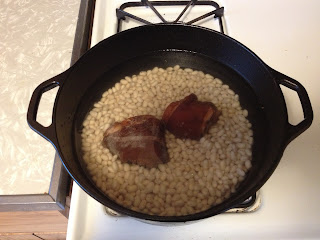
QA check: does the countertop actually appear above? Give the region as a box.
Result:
[0,0,79,195]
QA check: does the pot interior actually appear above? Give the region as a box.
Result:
[72,50,266,219]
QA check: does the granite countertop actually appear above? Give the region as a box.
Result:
[0,0,80,196]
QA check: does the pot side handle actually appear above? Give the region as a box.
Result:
[272,69,313,146]
[27,69,70,146]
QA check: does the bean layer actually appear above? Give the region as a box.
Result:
[81,66,253,216]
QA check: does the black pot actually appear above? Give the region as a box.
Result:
[27,24,313,222]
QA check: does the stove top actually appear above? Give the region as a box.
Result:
[67,0,320,239]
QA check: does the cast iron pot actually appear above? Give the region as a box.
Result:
[27,24,313,222]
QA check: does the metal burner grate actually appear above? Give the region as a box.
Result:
[116,0,225,33]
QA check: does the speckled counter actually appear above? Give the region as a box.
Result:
[0,0,80,195]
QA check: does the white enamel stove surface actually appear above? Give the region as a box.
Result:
[67,0,320,239]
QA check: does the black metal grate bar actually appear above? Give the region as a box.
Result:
[142,0,168,22]
[116,9,152,25]
[173,0,194,23]
[186,7,224,24]
[116,0,225,33]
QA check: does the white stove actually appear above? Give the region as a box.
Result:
[67,0,320,239]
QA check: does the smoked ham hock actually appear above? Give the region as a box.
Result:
[162,94,221,140]
[103,115,169,168]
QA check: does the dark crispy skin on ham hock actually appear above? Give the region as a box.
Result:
[162,94,221,140]
[102,115,169,168]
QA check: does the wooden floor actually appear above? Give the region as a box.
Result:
[0,210,68,240]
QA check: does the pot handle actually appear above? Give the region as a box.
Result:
[272,70,313,145]
[27,69,70,146]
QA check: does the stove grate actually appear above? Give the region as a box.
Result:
[116,0,224,33]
